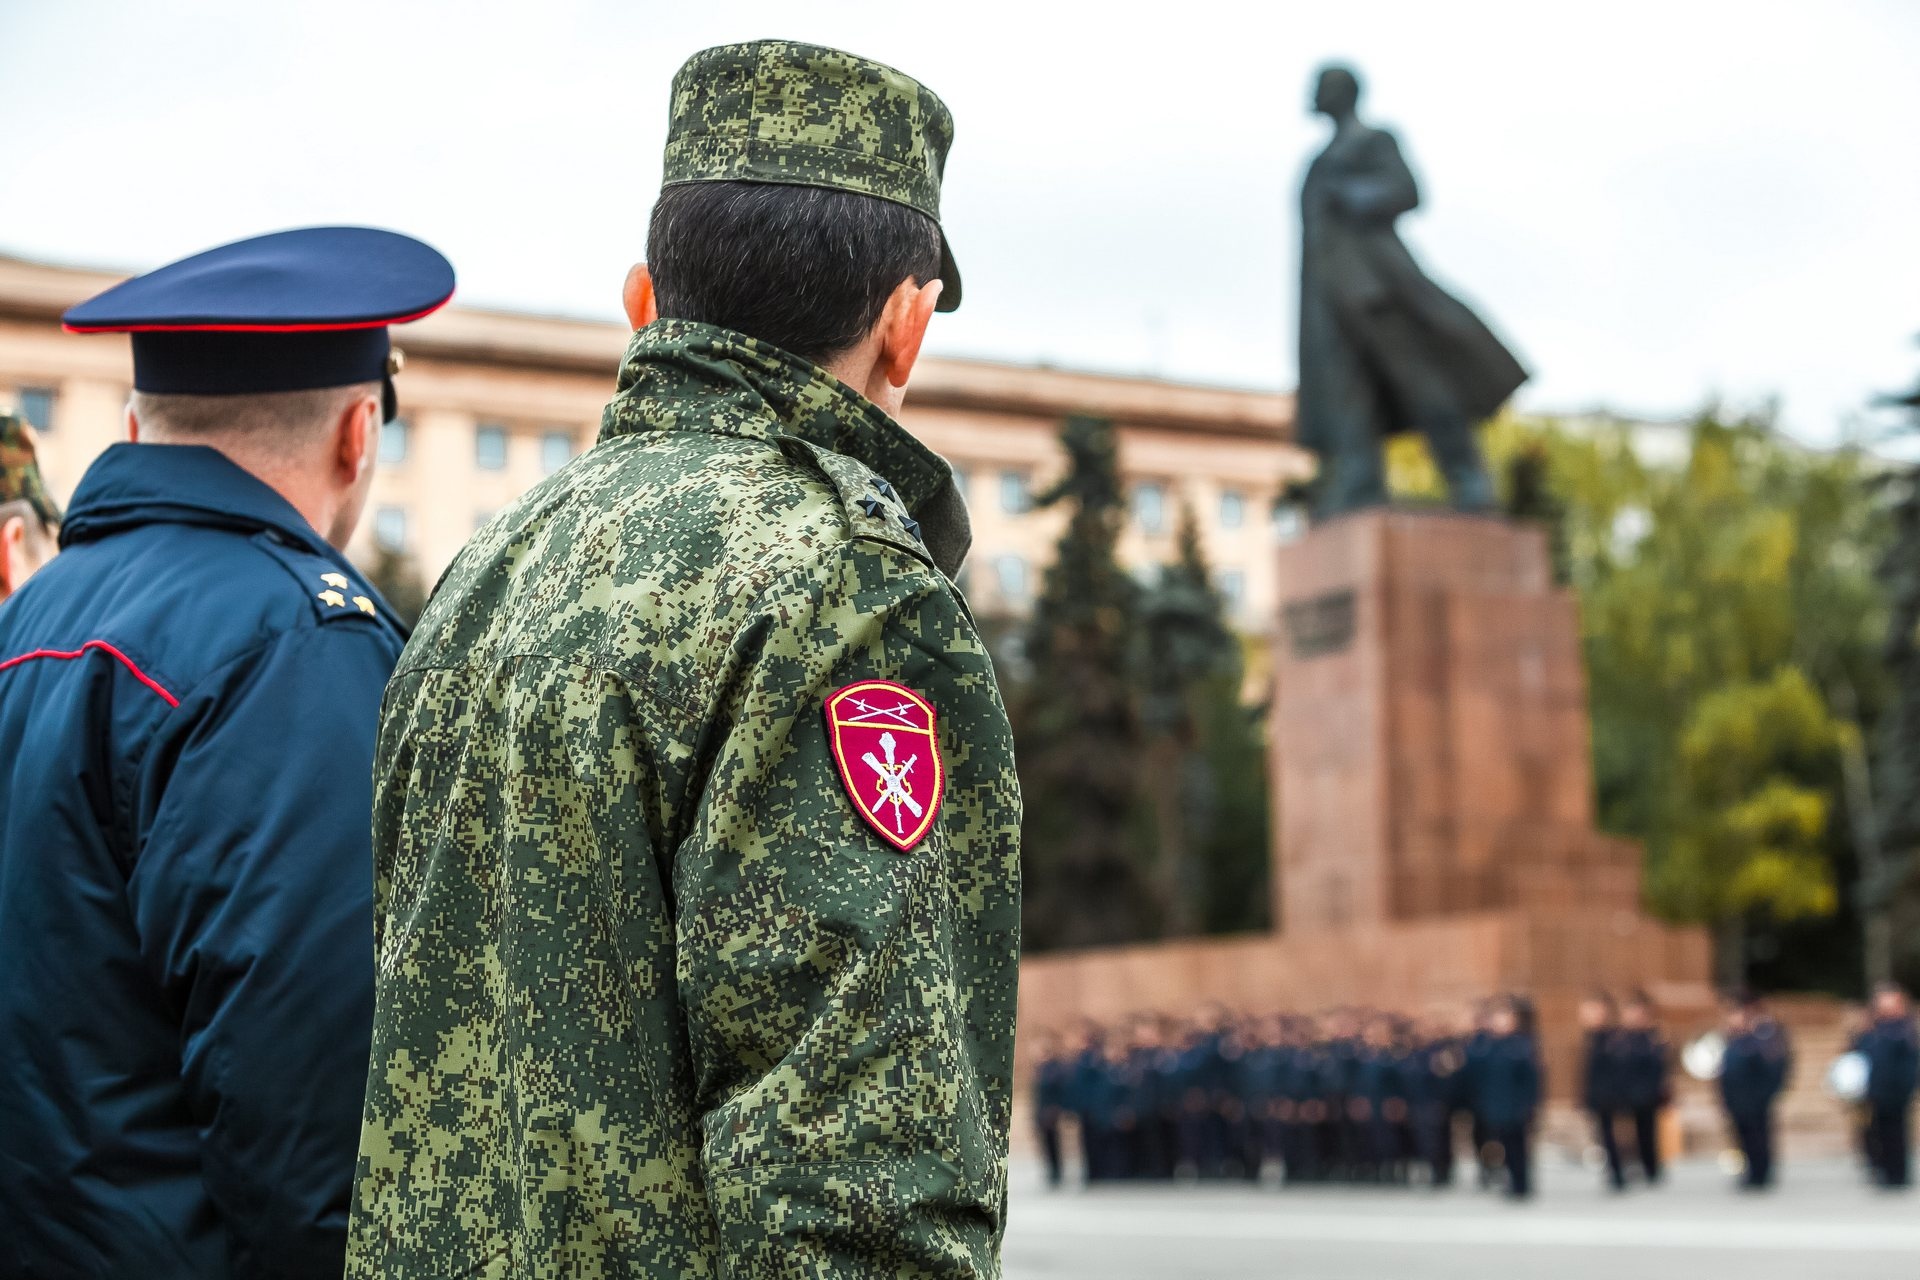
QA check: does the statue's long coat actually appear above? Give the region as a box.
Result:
[1297,123,1527,453]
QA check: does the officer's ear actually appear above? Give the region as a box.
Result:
[623,263,658,331]
[878,276,942,391]
[334,389,381,487]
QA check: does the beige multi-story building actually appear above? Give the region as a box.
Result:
[0,251,1305,630]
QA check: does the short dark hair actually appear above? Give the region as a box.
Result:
[647,181,942,365]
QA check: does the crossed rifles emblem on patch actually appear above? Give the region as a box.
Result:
[824,680,944,852]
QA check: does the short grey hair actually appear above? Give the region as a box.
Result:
[131,381,380,447]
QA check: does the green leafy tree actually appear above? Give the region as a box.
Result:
[1393,411,1885,988]
[1011,416,1156,950]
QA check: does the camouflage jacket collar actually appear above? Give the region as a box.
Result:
[600,319,954,516]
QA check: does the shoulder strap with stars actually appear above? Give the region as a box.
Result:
[251,531,396,630]
[777,437,935,569]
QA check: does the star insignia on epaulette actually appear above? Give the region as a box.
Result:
[900,517,922,543]
[320,572,350,589]
[858,495,885,518]
[871,477,895,499]
[317,588,347,608]
[352,595,377,616]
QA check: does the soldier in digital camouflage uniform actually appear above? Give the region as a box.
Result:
[0,412,61,603]
[349,40,1021,1278]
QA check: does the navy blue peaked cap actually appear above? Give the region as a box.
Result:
[63,227,455,406]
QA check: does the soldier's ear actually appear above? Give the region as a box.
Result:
[623,264,658,331]
[879,277,942,390]
[0,514,24,596]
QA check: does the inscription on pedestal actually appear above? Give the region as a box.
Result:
[1282,588,1356,659]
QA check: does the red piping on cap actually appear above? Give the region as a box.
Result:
[0,640,180,707]
[62,290,455,335]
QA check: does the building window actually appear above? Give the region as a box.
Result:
[1133,481,1167,535]
[993,554,1029,603]
[374,506,409,552]
[1219,488,1246,530]
[378,417,410,465]
[540,430,574,475]
[17,387,55,432]
[999,470,1031,515]
[474,508,496,532]
[475,423,508,471]
[951,465,970,496]
[1218,568,1246,618]
[1272,497,1307,545]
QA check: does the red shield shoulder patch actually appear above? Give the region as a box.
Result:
[824,679,945,852]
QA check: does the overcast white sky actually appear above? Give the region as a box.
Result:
[4,0,1918,441]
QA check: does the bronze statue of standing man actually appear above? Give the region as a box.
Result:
[1297,64,1528,516]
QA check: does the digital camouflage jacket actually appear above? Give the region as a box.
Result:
[348,320,1022,1279]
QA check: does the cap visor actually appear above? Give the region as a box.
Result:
[936,231,962,313]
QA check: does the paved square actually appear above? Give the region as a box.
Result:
[1004,1158,1920,1279]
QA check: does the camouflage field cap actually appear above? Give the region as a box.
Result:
[0,413,60,526]
[663,39,963,312]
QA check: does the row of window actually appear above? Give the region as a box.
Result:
[954,464,1253,536]
[378,419,580,476]
[367,503,1248,618]
[371,504,505,553]
[976,552,1246,613]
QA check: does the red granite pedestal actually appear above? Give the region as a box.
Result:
[1017,510,1714,1098]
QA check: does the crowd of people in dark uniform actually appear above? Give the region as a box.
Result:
[1036,984,1920,1199]
[1032,992,1552,1199]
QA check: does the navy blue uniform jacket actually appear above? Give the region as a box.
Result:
[1862,1018,1920,1109]
[1720,1021,1793,1117]
[0,444,405,1279]
[1472,1033,1542,1130]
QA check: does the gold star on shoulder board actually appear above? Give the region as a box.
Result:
[317,588,347,608]
[321,571,350,589]
[352,595,376,616]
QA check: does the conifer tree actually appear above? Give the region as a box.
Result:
[1011,415,1155,949]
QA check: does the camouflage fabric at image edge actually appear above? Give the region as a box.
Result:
[347,319,1021,1277]
[0,413,62,525]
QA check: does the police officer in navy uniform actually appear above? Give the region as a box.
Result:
[1861,983,1919,1189]
[1031,1030,1073,1188]
[1719,990,1793,1191]
[0,227,451,1278]
[1474,995,1542,1199]
[1579,991,1629,1191]
[1616,990,1672,1184]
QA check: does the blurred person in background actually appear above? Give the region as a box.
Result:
[1413,1012,1467,1187]
[1074,1023,1123,1183]
[1580,991,1629,1191]
[0,413,60,604]
[1243,1013,1293,1182]
[1860,983,1918,1189]
[1616,991,1673,1185]
[1473,995,1543,1200]
[1351,1013,1409,1183]
[1032,1030,1073,1188]
[1464,998,1500,1189]
[1720,991,1794,1191]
